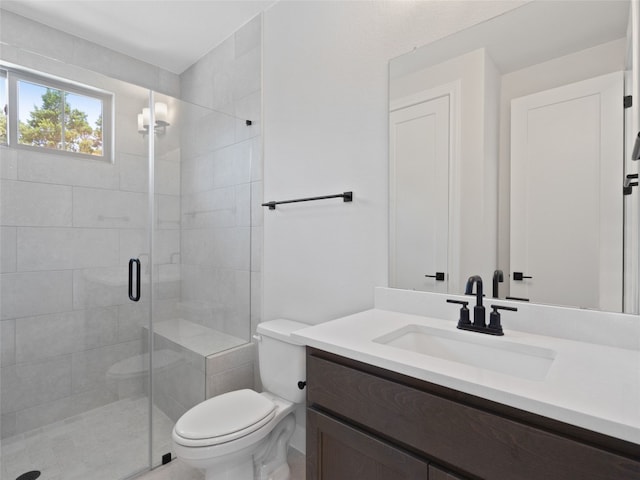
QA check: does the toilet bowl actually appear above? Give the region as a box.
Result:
[172,319,307,480]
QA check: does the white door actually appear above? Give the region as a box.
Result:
[510,71,623,311]
[390,95,450,292]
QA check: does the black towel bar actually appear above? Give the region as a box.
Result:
[262,191,353,210]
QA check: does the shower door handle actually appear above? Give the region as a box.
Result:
[129,258,141,302]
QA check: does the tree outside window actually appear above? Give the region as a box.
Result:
[18,82,103,156]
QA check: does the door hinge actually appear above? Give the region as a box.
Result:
[624,95,632,108]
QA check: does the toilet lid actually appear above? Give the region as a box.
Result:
[174,389,276,443]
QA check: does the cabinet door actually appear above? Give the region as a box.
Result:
[307,409,430,480]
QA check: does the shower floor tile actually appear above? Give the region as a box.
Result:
[0,396,175,480]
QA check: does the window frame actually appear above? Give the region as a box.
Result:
[2,66,114,162]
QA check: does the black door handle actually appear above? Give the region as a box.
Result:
[513,272,532,281]
[425,272,445,281]
[129,258,141,302]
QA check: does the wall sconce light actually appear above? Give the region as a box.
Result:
[138,102,170,136]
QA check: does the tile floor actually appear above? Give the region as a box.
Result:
[1,396,306,480]
[0,396,174,480]
[134,448,306,480]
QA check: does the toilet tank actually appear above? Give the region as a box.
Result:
[256,319,308,404]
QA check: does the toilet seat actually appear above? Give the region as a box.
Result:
[173,389,276,448]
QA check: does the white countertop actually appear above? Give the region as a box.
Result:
[292,308,640,445]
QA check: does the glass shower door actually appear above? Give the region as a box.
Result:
[0,58,154,480]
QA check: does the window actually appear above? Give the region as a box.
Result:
[1,66,113,161]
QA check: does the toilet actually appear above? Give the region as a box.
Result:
[171,319,307,480]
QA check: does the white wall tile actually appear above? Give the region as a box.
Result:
[1,270,73,320]
[118,229,148,266]
[236,183,251,227]
[196,111,236,153]
[155,158,180,195]
[16,227,119,271]
[1,355,72,414]
[1,319,16,367]
[1,226,17,273]
[206,362,253,399]
[235,15,262,59]
[73,187,148,229]
[119,152,149,193]
[1,180,72,227]
[70,340,141,394]
[15,308,118,363]
[210,142,251,188]
[182,187,236,229]
[0,147,18,180]
[233,47,261,101]
[17,149,119,189]
[156,194,181,230]
[0,11,74,65]
[181,227,250,270]
[155,229,180,265]
[0,412,16,439]
[116,302,150,343]
[180,153,213,195]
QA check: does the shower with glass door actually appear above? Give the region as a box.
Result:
[0,50,253,479]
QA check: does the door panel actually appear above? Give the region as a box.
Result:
[390,95,450,292]
[510,72,623,310]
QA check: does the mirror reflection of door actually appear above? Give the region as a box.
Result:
[510,71,624,311]
[390,94,449,292]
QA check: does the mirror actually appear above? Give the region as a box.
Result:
[389,0,636,313]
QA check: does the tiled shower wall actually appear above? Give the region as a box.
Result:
[0,10,263,437]
[0,10,183,438]
[0,77,182,439]
[179,14,263,342]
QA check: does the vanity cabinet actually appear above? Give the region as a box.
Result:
[306,348,640,480]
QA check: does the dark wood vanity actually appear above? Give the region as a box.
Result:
[306,347,640,480]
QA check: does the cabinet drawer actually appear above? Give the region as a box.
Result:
[307,351,640,480]
[307,409,430,480]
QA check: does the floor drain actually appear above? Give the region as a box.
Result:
[16,472,41,480]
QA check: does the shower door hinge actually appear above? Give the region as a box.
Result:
[624,95,632,108]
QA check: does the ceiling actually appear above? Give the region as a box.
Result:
[1,0,276,74]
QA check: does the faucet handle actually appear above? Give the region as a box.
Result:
[446,299,471,327]
[488,305,518,335]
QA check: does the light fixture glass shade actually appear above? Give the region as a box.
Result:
[142,107,150,128]
[137,113,146,133]
[155,102,169,126]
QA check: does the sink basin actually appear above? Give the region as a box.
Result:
[373,324,555,381]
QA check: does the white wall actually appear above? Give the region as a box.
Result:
[262,0,523,325]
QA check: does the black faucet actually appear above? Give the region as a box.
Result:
[492,270,503,298]
[464,275,485,327]
[447,275,517,336]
